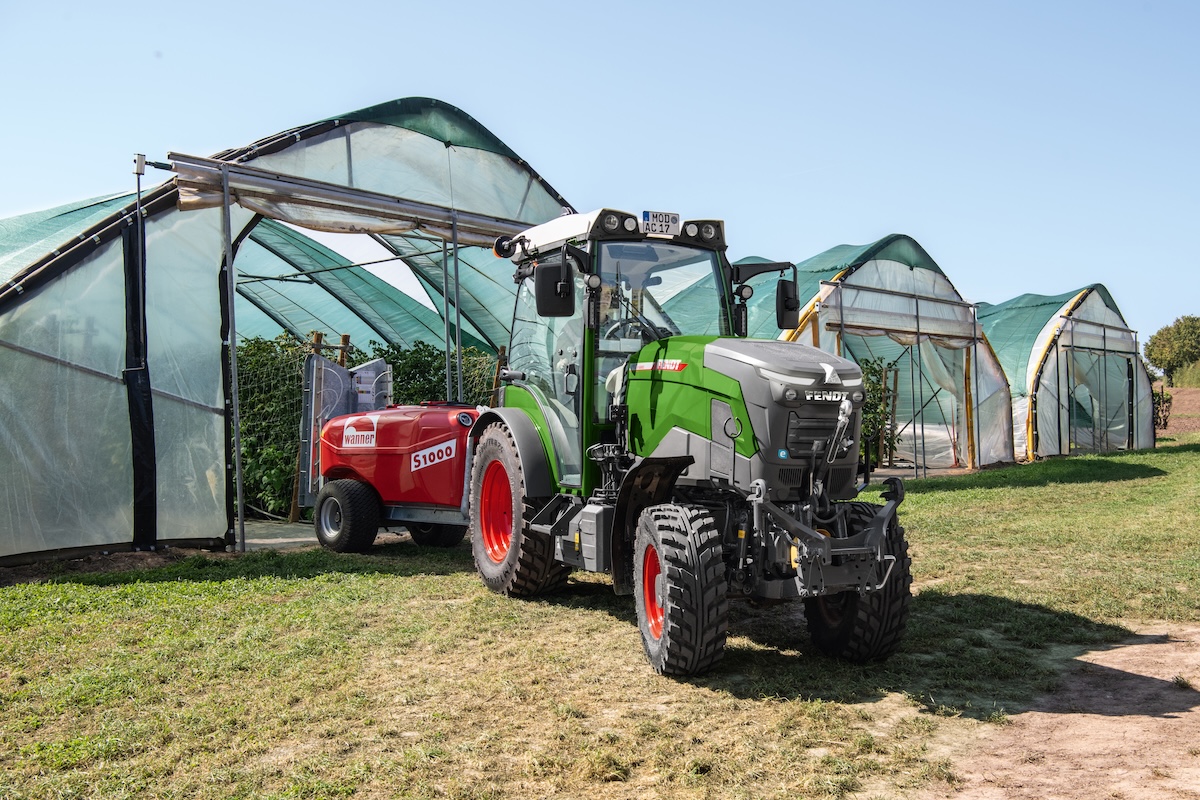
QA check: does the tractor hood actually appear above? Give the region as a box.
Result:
[703,338,864,402]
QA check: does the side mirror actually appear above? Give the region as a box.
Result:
[776,279,800,330]
[534,258,573,317]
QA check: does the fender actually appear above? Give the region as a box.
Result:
[469,407,555,498]
[609,455,694,595]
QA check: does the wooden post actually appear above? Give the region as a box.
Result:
[491,346,507,407]
[338,334,350,367]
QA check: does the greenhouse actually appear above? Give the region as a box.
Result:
[978,285,1154,461]
[761,234,1015,472]
[0,97,569,563]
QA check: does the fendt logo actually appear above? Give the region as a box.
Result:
[632,359,687,372]
[805,390,850,402]
[342,415,380,448]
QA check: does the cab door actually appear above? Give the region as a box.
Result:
[507,254,586,487]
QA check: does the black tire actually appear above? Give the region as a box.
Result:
[408,523,467,548]
[314,479,380,553]
[804,502,912,662]
[468,423,569,597]
[633,504,729,676]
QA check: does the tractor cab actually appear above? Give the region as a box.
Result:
[494,209,799,495]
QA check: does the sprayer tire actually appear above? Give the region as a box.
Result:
[314,479,380,553]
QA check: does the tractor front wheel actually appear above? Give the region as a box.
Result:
[468,423,568,596]
[314,479,380,553]
[633,504,729,676]
[804,502,912,662]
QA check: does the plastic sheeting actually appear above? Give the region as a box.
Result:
[773,237,1015,470]
[0,240,134,557]
[981,286,1153,460]
[0,96,570,562]
[148,205,257,542]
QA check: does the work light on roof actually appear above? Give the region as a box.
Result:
[623,217,638,232]
[602,213,621,233]
[701,223,717,241]
[685,223,699,237]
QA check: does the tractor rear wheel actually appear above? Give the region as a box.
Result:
[633,504,729,676]
[314,479,380,553]
[408,523,466,548]
[804,502,912,662]
[468,423,569,596]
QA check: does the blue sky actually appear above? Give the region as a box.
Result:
[1,0,1196,344]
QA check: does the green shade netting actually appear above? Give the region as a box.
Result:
[331,97,520,159]
[378,232,515,352]
[977,288,1085,399]
[0,193,134,283]
[978,284,1123,398]
[236,220,489,352]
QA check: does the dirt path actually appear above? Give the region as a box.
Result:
[914,625,1200,799]
[1160,385,1200,435]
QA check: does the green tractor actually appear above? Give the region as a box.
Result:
[470,209,911,675]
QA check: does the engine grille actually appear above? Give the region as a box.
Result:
[785,409,840,458]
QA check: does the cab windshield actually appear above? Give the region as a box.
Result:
[594,241,730,339]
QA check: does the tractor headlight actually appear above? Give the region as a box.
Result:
[602,213,621,233]
[851,390,865,404]
[783,387,798,402]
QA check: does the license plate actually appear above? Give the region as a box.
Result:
[641,211,681,236]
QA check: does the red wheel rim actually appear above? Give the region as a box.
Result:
[642,543,664,640]
[480,460,513,564]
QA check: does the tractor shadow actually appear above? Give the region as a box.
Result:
[546,583,1198,722]
[703,592,1199,721]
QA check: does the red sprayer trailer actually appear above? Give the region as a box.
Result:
[314,402,480,551]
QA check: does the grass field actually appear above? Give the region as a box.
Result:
[2,436,1198,799]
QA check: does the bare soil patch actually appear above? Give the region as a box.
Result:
[0,548,201,587]
[1159,385,1200,434]
[914,625,1200,800]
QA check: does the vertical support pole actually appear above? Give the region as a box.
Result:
[914,297,925,479]
[338,333,350,368]
[1063,322,1072,455]
[1100,326,1108,451]
[221,164,247,553]
[966,304,979,469]
[126,156,157,551]
[964,336,976,470]
[889,367,899,467]
[442,239,453,401]
[452,214,464,403]
[836,283,846,358]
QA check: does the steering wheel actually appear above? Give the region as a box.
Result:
[603,318,676,341]
[603,318,648,340]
